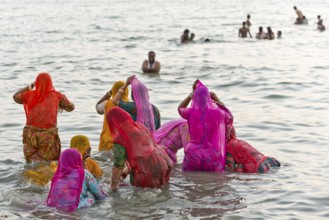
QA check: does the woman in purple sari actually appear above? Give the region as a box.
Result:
[178,80,233,172]
[47,149,106,212]
[153,119,189,164]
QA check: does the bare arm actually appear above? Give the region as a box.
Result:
[95,91,111,114]
[153,61,161,73]
[248,30,252,38]
[13,83,34,104]
[142,60,149,73]
[178,80,198,110]
[112,75,135,105]
[210,91,224,106]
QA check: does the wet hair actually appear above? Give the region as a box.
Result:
[318,15,321,19]
[247,14,250,18]
[183,29,190,35]
[293,6,297,10]
[204,38,210,42]
[242,21,246,26]
[277,30,282,36]
[259,26,263,32]
[148,51,155,56]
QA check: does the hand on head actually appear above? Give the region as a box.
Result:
[126,75,136,85]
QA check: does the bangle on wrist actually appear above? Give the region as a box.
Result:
[118,89,125,94]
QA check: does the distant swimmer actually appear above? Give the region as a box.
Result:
[317,15,326,32]
[246,14,252,27]
[142,51,161,74]
[256,26,267,39]
[181,29,190,43]
[266,27,275,40]
[239,22,252,38]
[294,6,305,25]
[277,30,282,39]
[189,33,195,42]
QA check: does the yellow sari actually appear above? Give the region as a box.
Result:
[70,135,103,178]
[98,81,129,151]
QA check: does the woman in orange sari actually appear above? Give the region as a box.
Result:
[13,73,74,163]
[96,81,129,151]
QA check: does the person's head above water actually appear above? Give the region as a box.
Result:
[148,51,156,63]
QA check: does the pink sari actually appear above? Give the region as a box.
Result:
[130,76,155,131]
[179,80,233,172]
[47,149,84,212]
[153,119,189,164]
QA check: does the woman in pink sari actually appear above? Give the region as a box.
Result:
[153,119,189,164]
[47,149,106,212]
[178,80,233,172]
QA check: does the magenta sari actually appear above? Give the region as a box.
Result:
[153,119,189,164]
[47,149,84,212]
[130,76,155,131]
[178,80,233,172]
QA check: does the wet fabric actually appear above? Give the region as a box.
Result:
[99,81,129,151]
[178,80,233,172]
[226,126,281,173]
[119,101,161,129]
[78,170,107,209]
[17,73,72,128]
[70,135,103,178]
[23,126,61,163]
[47,149,84,212]
[129,76,156,131]
[107,107,172,188]
[23,161,57,186]
[226,138,280,173]
[153,119,190,164]
[15,73,73,163]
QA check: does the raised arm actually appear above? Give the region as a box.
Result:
[95,90,111,114]
[13,82,35,104]
[112,75,135,105]
[178,80,197,110]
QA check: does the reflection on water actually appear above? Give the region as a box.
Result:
[0,0,329,219]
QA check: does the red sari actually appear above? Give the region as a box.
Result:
[15,73,73,162]
[107,107,172,188]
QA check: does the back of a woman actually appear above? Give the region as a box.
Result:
[107,107,172,191]
[13,72,74,163]
[178,80,232,172]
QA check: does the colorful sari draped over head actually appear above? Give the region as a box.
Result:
[107,107,172,188]
[153,119,190,164]
[179,80,233,172]
[47,149,84,212]
[130,76,155,131]
[226,126,281,173]
[70,135,103,178]
[22,73,65,128]
[99,81,129,151]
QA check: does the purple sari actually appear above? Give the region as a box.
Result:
[130,76,155,131]
[47,149,84,212]
[178,80,233,172]
[153,119,189,164]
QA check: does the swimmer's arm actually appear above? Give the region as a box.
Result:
[142,60,149,73]
[153,62,161,73]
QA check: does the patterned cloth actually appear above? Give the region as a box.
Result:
[23,126,61,163]
[78,170,107,209]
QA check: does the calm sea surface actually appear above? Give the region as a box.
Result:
[0,0,329,219]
